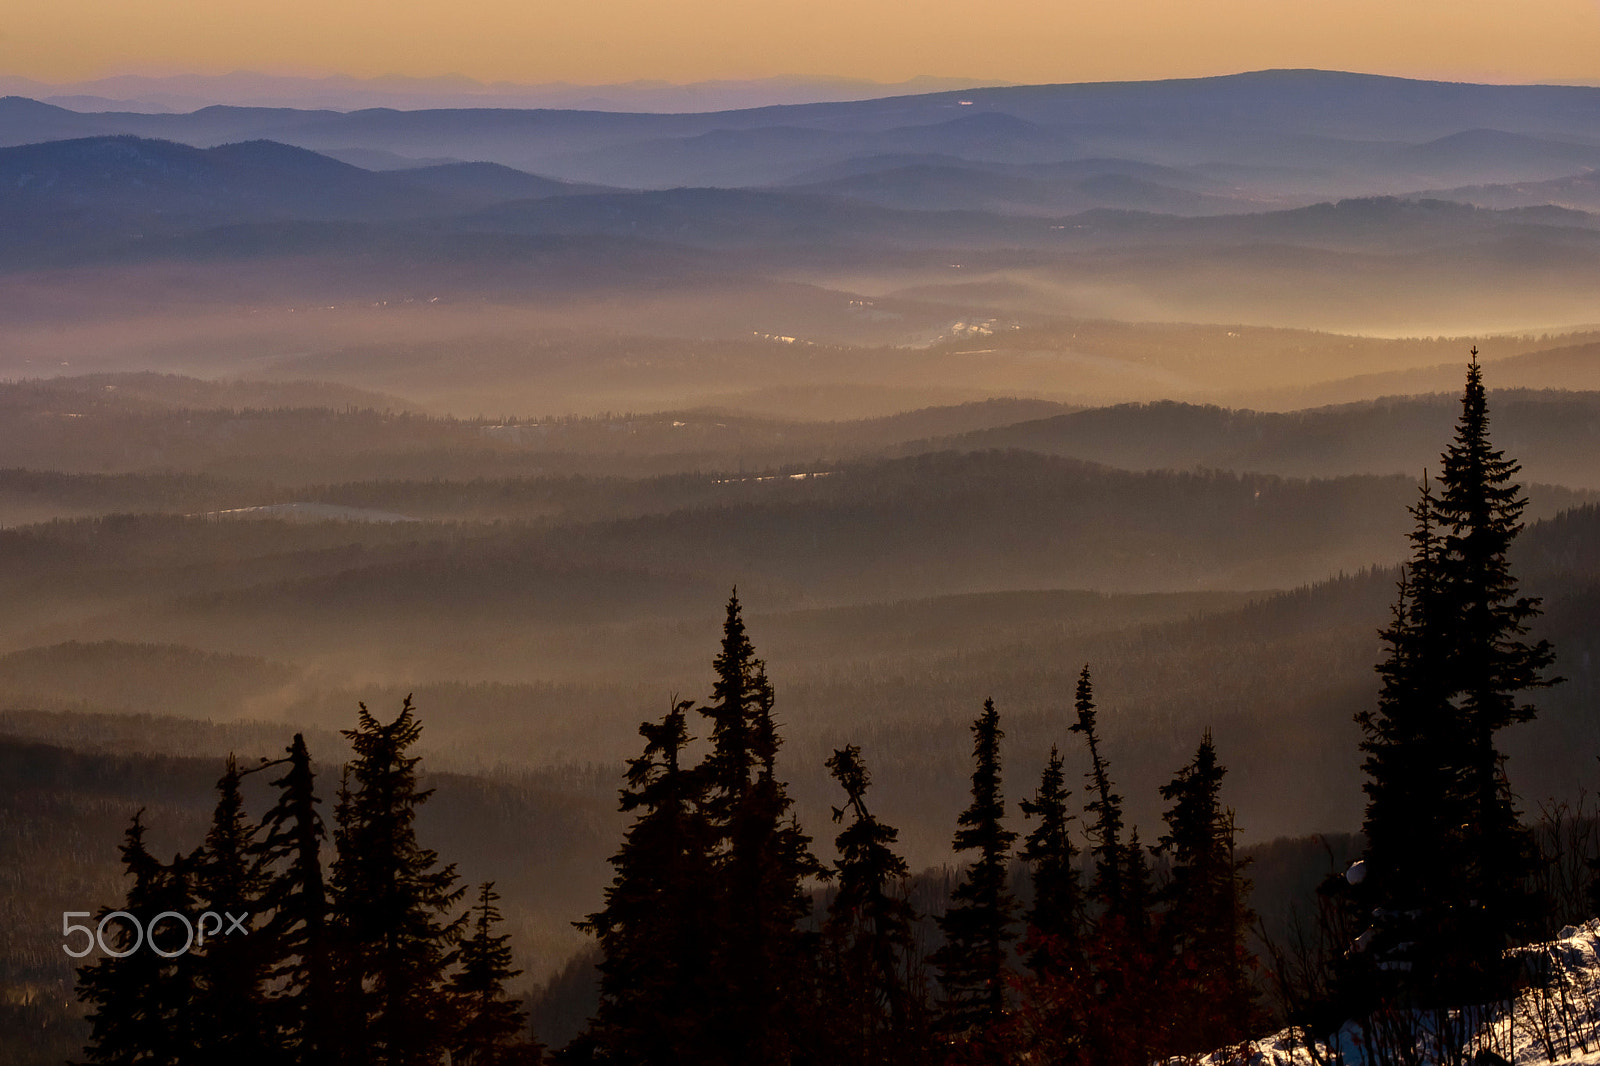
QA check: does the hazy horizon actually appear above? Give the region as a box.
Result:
[7,0,1600,89]
[8,39,1600,1065]
[7,65,1600,116]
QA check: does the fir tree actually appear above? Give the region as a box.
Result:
[1017,746,1081,976]
[1353,475,1464,1003]
[189,757,275,1061]
[256,733,337,1066]
[330,697,467,1066]
[1434,348,1557,987]
[697,591,823,1066]
[75,812,200,1065]
[1356,352,1558,1005]
[699,589,767,830]
[448,883,539,1065]
[578,699,718,1066]
[933,698,1018,1037]
[819,744,926,1064]
[1068,667,1124,917]
[1156,731,1256,1050]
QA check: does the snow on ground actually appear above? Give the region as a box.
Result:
[1197,921,1600,1066]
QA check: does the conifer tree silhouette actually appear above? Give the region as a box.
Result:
[1156,731,1256,1050]
[1352,472,1464,1007]
[189,756,275,1061]
[1119,830,1154,944]
[1356,352,1558,1005]
[257,733,337,1065]
[448,882,540,1065]
[1018,745,1081,976]
[72,714,535,1066]
[1435,349,1557,987]
[1359,475,1455,902]
[579,699,718,1065]
[819,744,926,1063]
[75,812,200,1065]
[933,698,1017,1037]
[330,696,466,1066]
[1068,667,1124,918]
[698,591,823,1066]
[1109,828,1161,1060]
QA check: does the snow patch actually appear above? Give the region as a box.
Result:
[1195,920,1600,1066]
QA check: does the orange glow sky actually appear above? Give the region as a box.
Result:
[4,0,1600,86]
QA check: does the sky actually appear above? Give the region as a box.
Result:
[4,0,1600,87]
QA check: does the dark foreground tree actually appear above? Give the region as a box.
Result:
[331,697,467,1066]
[1156,731,1256,1050]
[75,813,199,1065]
[1032,669,1164,1065]
[74,711,534,1066]
[1356,351,1558,1006]
[1017,745,1081,976]
[697,591,823,1066]
[189,757,275,1062]
[818,744,929,1064]
[1434,349,1557,989]
[933,698,1018,1038]
[257,733,337,1065]
[578,700,718,1065]
[1068,667,1125,919]
[448,883,541,1065]
[1352,474,1463,1006]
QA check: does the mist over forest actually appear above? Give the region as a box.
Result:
[5,68,1600,1063]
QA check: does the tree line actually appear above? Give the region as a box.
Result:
[556,592,1257,1066]
[74,702,539,1065]
[74,351,1567,1064]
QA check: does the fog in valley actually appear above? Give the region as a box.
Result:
[6,68,1600,1061]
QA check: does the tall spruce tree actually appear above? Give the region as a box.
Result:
[1434,349,1557,983]
[578,699,718,1065]
[256,733,337,1066]
[189,757,275,1062]
[1357,352,1558,1005]
[330,697,466,1066]
[1068,667,1125,918]
[448,883,539,1065]
[933,698,1018,1037]
[819,744,925,1063]
[697,591,823,1066]
[1017,746,1081,975]
[1156,731,1256,1050]
[700,590,766,830]
[75,813,200,1065]
[1354,474,1464,1002]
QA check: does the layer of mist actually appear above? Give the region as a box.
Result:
[7,68,1600,1061]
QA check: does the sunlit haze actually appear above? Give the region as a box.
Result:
[10,1,1600,1063]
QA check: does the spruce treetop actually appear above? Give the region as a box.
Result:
[1070,666,1125,912]
[1354,352,1561,1006]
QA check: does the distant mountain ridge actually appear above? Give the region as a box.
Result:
[0,71,1016,114]
[8,134,1599,267]
[8,70,1600,337]
[0,135,614,259]
[0,135,599,220]
[5,70,1600,191]
[919,388,1600,488]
